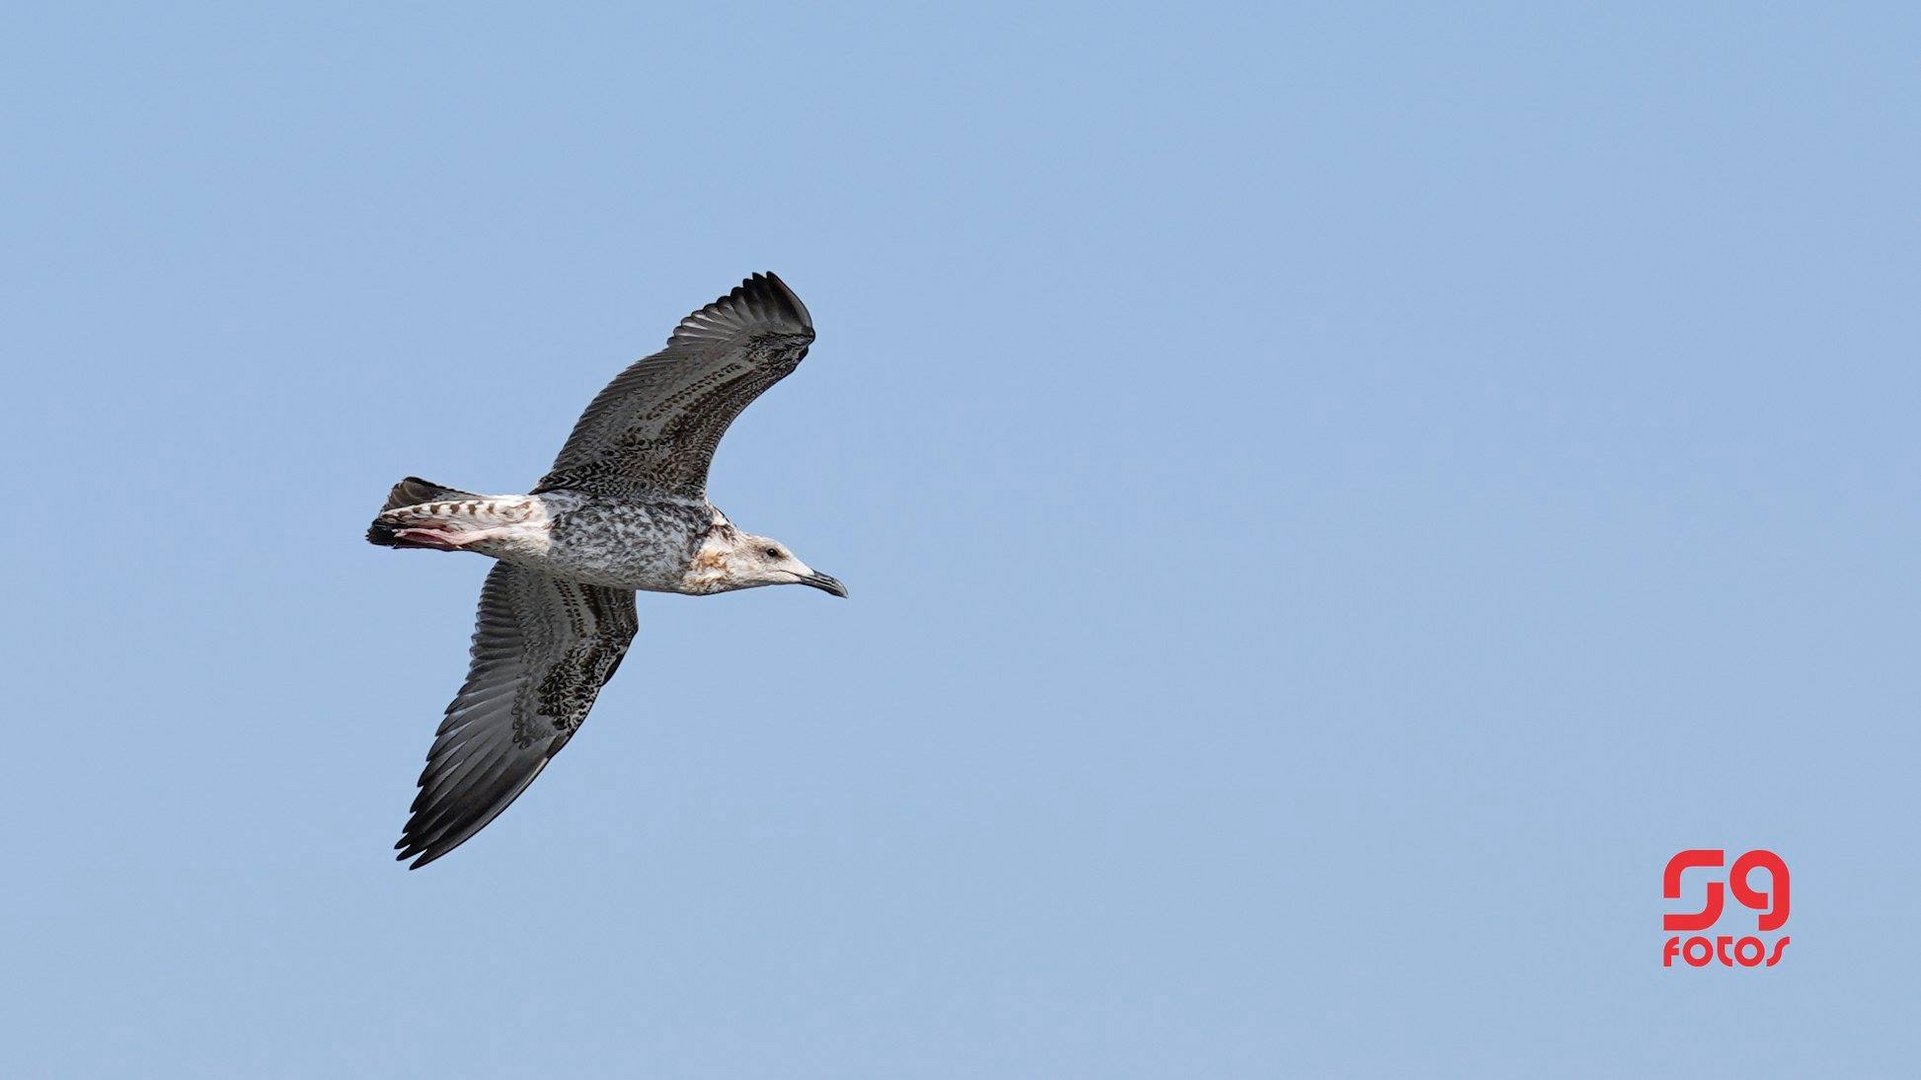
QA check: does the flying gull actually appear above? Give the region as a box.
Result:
[368,272,845,868]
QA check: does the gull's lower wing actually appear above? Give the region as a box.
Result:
[395,564,639,869]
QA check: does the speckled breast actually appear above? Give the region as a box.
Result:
[524,491,712,591]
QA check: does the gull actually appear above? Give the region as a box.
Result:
[367,272,845,868]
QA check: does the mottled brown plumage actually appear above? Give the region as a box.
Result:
[371,273,845,869]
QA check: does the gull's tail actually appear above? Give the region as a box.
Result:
[366,476,481,548]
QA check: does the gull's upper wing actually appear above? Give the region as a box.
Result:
[534,272,816,500]
[395,563,639,869]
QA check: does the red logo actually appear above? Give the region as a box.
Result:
[1662,849,1789,967]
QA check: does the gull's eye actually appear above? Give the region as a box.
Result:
[764,547,781,559]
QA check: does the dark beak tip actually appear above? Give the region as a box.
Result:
[804,573,848,598]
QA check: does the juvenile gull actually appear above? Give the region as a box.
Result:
[368,272,845,868]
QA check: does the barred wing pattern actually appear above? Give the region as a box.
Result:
[395,563,639,868]
[534,272,816,500]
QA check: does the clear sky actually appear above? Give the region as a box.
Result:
[3,4,1917,1076]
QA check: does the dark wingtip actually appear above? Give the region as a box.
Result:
[669,271,814,347]
[393,821,451,869]
[754,271,812,328]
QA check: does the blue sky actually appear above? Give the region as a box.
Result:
[3,3,1917,1076]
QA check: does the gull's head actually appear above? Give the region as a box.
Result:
[698,527,847,597]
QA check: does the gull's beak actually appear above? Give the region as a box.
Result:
[798,571,848,598]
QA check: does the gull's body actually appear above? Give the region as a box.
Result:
[374,488,721,591]
[367,273,845,868]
